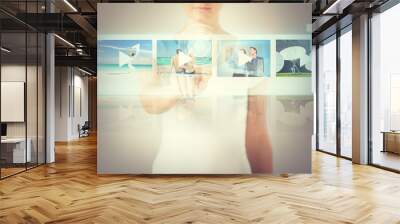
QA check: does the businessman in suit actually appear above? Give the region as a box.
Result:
[246,47,264,77]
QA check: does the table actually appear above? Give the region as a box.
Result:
[1,138,31,163]
[381,131,400,154]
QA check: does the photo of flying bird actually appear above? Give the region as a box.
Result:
[100,43,151,70]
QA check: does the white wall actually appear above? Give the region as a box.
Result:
[71,73,89,138]
[55,66,69,141]
[1,64,46,164]
[55,67,89,141]
[1,65,37,137]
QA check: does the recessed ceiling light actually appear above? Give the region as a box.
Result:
[323,0,342,14]
[54,34,75,48]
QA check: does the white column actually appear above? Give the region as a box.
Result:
[352,14,369,164]
[45,0,56,163]
[46,33,55,163]
[55,67,74,141]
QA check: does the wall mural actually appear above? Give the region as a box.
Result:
[97,3,313,174]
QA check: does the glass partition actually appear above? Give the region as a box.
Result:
[0,2,46,179]
[339,28,352,158]
[317,36,337,154]
[1,31,28,177]
[38,32,46,165]
[26,0,43,170]
[371,3,400,171]
[27,30,38,169]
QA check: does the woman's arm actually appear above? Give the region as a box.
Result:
[171,56,176,73]
[245,94,273,173]
[139,70,180,114]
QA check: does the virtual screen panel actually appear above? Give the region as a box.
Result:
[97,3,313,174]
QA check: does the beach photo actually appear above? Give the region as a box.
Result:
[157,40,212,76]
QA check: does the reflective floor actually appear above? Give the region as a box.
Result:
[0,134,400,223]
[373,150,400,171]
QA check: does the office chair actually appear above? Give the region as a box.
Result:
[79,121,90,138]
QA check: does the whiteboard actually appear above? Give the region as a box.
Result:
[1,82,25,122]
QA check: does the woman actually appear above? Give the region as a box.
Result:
[180,3,227,35]
[139,3,272,173]
[233,48,250,77]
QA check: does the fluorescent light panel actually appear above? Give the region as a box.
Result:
[1,47,11,53]
[323,0,342,14]
[78,67,93,76]
[54,34,75,48]
[63,0,78,12]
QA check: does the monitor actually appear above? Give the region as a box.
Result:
[1,123,7,137]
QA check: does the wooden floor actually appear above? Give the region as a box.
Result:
[0,167,26,178]
[373,151,400,171]
[1,135,400,223]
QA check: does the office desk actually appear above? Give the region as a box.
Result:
[1,138,31,163]
[382,131,400,154]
